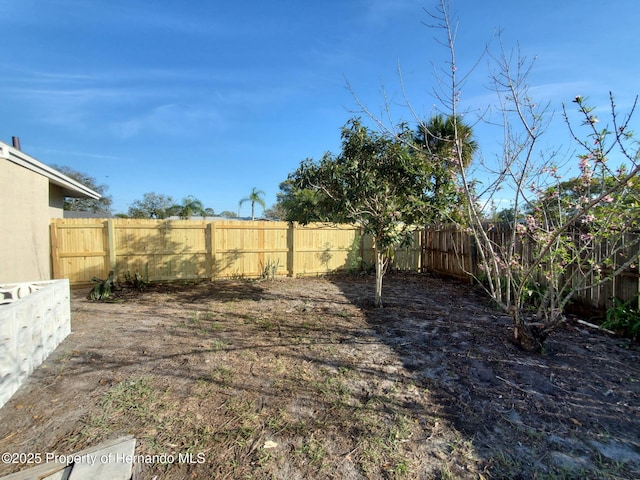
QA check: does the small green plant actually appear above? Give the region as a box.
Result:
[259,258,280,280]
[124,268,148,290]
[210,338,227,351]
[88,270,115,300]
[602,296,640,339]
[348,256,363,274]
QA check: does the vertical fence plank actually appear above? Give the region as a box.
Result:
[107,219,116,274]
[288,222,297,278]
[206,222,215,279]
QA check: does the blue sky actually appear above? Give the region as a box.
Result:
[2,0,639,216]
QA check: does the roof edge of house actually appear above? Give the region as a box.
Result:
[0,141,101,199]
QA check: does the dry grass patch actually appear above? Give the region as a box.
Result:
[0,275,638,479]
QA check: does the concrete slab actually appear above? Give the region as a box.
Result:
[0,435,136,480]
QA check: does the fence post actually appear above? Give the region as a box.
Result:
[49,221,61,279]
[206,222,215,279]
[106,219,116,276]
[420,228,426,273]
[360,227,365,272]
[288,222,297,277]
[469,230,477,281]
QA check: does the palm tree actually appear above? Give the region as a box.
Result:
[239,187,266,221]
[413,115,477,221]
[416,115,476,189]
[175,195,205,219]
[415,114,477,169]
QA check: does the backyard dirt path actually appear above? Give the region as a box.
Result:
[0,273,639,479]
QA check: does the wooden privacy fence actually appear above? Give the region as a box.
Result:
[50,218,639,308]
[422,224,640,309]
[50,219,423,286]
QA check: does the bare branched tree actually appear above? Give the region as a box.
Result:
[350,0,640,352]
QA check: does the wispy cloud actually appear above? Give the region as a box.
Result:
[0,63,240,87]
[0,63,276,137]
[9,0,239,38]
[109,103,226,140]
[363,0,424,25]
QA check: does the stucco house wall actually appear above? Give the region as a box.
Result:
[0,159,51,282]
[0,141,100,283]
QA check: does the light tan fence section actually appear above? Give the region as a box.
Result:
[211,221,289,278]
[50,219,110,284]
[50,219,378,285]
[360,229,423,272]
[115,220,209,281]
[292,223,362,276]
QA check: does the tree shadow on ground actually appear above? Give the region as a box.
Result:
[2,275,639,479]
[4,277,457,478]
[111,277,268,304]
[329,272,640,479]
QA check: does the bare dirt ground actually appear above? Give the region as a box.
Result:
[0,273,639,479]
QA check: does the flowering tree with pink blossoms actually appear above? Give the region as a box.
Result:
[433,4,640,351]
[476,93,640,351]
[355,0,640,351]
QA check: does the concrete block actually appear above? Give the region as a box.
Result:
[0,280,71,410]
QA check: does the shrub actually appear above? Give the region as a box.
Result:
[602,297,640,340]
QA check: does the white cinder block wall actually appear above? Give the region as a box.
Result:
[0,279,71,409]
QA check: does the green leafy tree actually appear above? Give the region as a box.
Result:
[281,118,438,307]
[277,178,321,225]
[239,187,266,220]
[531,174,640,224]
[496,207,519,224]
[219,211,238,218]
[262,203,288,221]
[52,165,112,213]
[128,192,175,219]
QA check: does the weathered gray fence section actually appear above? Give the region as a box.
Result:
[421,224,640,309]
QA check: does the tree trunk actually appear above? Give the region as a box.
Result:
[511,308,549,353]
[374,248,385,308]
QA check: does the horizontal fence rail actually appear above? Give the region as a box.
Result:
[50,219,423,286]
